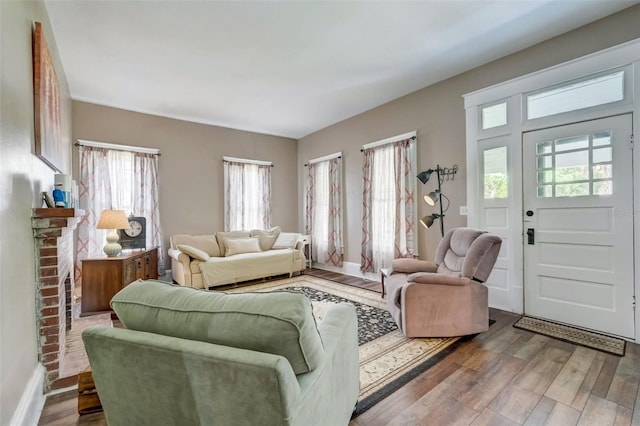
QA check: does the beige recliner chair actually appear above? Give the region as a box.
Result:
[385,227,502,337]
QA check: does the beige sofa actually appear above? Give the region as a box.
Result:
[168,229,307,289]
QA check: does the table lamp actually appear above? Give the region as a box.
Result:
[97,209,131,257]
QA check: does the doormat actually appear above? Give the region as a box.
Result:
[513,316,625,356]
[226,276,471,418]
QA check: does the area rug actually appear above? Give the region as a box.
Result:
[513,316,625,356]
[225,275,467,417]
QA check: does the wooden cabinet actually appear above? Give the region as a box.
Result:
[81,247,158,315]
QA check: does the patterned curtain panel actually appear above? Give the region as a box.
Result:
[326,158,343,266]
[133,152,165,275]
[361,138,416,273]
[224,161,272,231]
[75,147,112,285]
[361,148,375,272]
[393,139,416,259]
[305,158,343,266]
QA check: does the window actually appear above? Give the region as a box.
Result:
[481,102,507,130]
[483,146,508,199]
[526,70,624,120]
[76,143,164,282]
[223,157,272,231]
[305,155,343,266]
[361,135,416,272]
[535,131,613,198]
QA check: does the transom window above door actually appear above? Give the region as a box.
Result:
[535,130,613,198]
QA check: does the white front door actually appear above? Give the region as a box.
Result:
[522,114,634,338]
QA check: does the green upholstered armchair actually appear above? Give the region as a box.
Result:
[82,280,359,426]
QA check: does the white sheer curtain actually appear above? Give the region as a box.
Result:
[370,145,396,270]
[76,146,165,282]
[305,157,343,266]
[361,137,416,273]
[224,160,272,231]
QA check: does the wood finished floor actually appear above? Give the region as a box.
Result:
[39,268,640,426]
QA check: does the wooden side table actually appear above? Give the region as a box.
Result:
[380,267,391,299]
[81,247,158,315]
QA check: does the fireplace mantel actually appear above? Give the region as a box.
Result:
[32,207,85,390]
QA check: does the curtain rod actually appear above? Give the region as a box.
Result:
[304,152,342,167]
[223,156,273,167]
[75,139,161,156]
[360,131,417,152]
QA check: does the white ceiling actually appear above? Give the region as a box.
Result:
[45,0,637,139]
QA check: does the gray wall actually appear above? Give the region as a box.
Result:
[297,4,640,264]
[0,1,72,423]
[71,101,299,262]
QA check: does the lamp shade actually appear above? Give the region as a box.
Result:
[420,214,441,229]
[416,169,434,184]
[424,190,440,206]
[97,210,130,230]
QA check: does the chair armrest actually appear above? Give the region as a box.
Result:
[390,258,438,274]
[406,272,472,286]
[295,234,309,251]
[168,248,190,263]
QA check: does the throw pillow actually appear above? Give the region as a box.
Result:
[391,258,438,274]
[172,234,220,257]
[216,231,251,256]
[250,226,281,251]
[176,244,210,261]
[111,280,325,374]
[225,237,261,257]
[272,232,300,250]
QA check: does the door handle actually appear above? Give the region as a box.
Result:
[526,228,535,245]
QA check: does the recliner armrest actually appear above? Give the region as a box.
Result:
[406,272,471,286]
[391,258,438,274]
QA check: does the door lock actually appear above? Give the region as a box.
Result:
[526,228,535,245]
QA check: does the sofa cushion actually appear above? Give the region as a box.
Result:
[273,232,300,250]
[177,244,210,261]
[216,231,251,256]
[171,234,221,257]
[224,237,261,257]
[111,280,325,375]
[250,226,281,251]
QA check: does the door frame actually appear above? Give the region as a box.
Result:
[464,38,640,342]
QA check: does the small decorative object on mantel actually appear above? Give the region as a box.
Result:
[41,192,54,208]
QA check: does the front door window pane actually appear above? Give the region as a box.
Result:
[534,129,613,198]
[593,147,612,163]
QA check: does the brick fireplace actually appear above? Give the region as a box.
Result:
[32,208,84,391]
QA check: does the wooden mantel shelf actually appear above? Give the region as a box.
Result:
[33,208,85,218]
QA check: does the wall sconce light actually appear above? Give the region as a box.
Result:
[416,164,457,237]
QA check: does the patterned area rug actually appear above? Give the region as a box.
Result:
[513,316,625,356]
[225,275,467,417]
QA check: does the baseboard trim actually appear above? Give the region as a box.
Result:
[311,261,380,282]
[10,364,45,426]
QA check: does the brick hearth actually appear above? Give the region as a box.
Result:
[32,208,84,391]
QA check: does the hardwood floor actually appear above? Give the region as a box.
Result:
[38,269,640,425]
